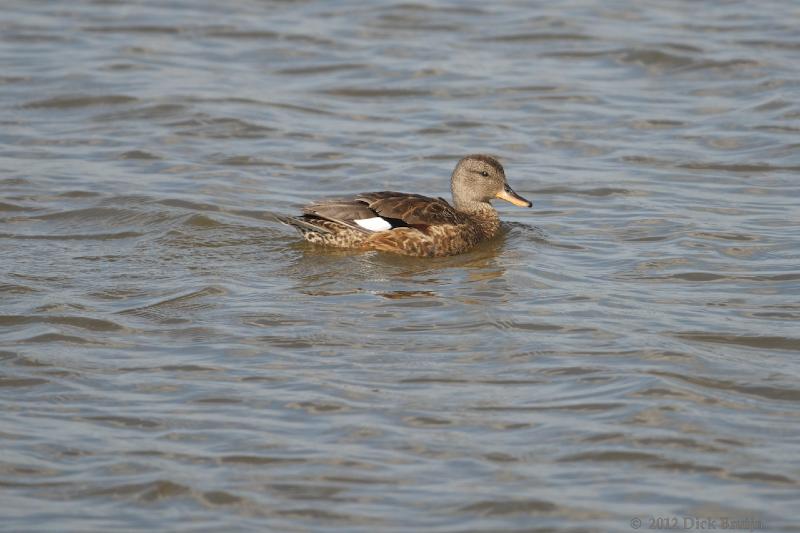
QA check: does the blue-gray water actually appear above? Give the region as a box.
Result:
[1,0,799,531]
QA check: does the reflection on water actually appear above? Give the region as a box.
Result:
[1,0,799,530]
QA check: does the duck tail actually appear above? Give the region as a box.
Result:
[273,214,333,235]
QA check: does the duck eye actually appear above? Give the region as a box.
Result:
[480,171,489,177]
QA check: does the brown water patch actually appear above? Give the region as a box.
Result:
[674,332,800,352]
[85,480,190,502]
[220,455,305,466]
[460,498,559,515]
[84,416,163,430]
[559,451,662,463]
[321,88,431,98]
[474,403,625,412]
[651,370,800,402]
[201,490,244,505]
[0,376,50,388]
[492,32,593,42]
[23,95,137,109]
[0,231,143,240]
[729,472,796,485]
[276,63,366,75]
[0,315,125,332]
[22,333,101,345]
[119,150,161,160]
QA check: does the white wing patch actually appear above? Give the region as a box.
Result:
[354,217,392,231]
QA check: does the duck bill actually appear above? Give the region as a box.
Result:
[496,184,532,207]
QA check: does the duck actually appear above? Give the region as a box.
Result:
[276,154,531,257]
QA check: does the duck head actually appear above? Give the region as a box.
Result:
[451,154,531,210]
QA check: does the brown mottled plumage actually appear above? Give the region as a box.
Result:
[277,154,531,257]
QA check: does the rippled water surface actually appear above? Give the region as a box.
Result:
[2,0,799,530]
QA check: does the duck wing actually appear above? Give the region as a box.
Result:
[356,192,465,226]
[302,191,463,233]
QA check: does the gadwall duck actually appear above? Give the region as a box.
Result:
[277,154,531,257]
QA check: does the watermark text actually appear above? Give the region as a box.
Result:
[630,516,767,531]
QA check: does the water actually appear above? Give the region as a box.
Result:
[2,0,799,530]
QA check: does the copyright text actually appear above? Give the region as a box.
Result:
[630,516,767,531]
